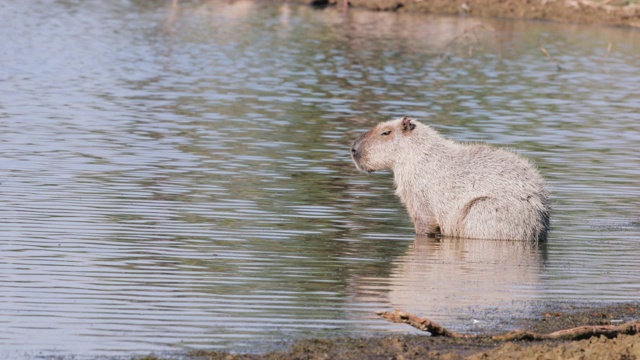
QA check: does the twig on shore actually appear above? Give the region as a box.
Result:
[376,310,474,338]
[377,309,640,341]
[493,321,640,341]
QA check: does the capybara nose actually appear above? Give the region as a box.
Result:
[351,147,357,156]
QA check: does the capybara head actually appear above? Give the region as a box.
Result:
[351,115,418,173]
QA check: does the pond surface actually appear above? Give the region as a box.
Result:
[1,0,639,358]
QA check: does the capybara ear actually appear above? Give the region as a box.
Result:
[402,115,416,131]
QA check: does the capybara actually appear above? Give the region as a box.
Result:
[351,116,550,241]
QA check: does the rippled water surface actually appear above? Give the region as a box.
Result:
[1,0,639,358]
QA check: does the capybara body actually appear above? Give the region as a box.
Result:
[351,116,550,241]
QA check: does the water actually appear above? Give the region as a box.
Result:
[1,0,639,358]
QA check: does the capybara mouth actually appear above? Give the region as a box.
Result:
[352,158,373,174]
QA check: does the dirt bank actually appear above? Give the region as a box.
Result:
[279,0,640,28]
[140,303,640,360]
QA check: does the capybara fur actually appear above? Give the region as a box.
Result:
[351,116,550,241]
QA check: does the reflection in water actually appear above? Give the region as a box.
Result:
[0,0,639,357]
[393,236,544,309]
[352,236,545,331]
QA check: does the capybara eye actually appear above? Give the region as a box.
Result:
[381,131,391,136]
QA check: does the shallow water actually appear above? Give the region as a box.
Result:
[1,0,639,358]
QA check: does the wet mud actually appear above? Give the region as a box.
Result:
[139,303,640,359]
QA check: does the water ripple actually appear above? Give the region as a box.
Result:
[0,0,639,358]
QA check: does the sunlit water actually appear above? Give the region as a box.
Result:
[1,0,639,358]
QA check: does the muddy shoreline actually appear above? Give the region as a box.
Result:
[277,0,640,28]
[139,303,640,359]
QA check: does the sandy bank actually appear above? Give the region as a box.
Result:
[279,0,640,27]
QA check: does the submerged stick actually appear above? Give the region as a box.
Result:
[440,24,488,58]
[378,310,640,341]
[540,45,563,71]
